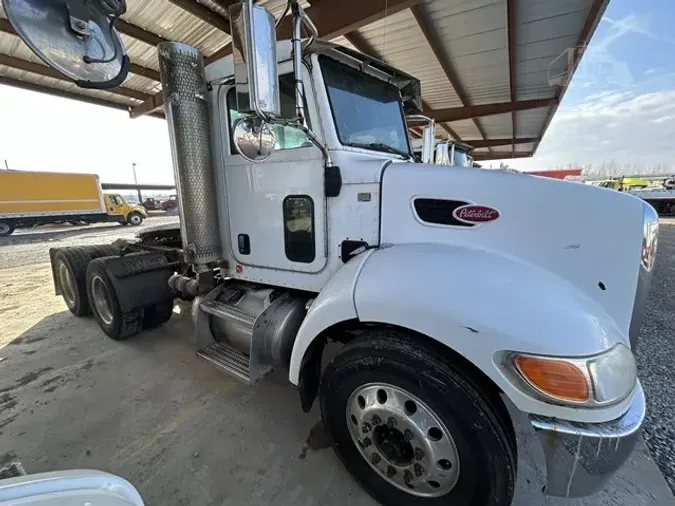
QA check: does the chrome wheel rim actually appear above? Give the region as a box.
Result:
[129,214,142,225]
[58,262,76,307]
[91,275,114,325]
[347,383,460,497]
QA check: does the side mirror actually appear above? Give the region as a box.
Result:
[4,0,130,89]
[435,142,450,165]
[230,0,280,119]
[421,125,435,164]
[232,117,277,162]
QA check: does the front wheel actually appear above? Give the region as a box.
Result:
[0,220,15,237]
[320,330,516,506]
[126,212,144,226]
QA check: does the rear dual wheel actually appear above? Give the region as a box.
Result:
[320,330,516,506]
[86,258,173,340]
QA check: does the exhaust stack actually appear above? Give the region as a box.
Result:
[158,42,221,268]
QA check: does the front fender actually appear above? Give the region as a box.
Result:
[353,244,635,424]
[288,249,375,385]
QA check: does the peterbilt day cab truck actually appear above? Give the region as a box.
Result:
[6,1,658,505]
[0,171,146,236]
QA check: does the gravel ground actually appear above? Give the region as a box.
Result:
[636,217,675,494]
[0,217,178,270]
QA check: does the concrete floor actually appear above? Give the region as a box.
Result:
[0,220,674,505]
[0,301,672,505]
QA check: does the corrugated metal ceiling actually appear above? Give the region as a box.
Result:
[0,0,610,160]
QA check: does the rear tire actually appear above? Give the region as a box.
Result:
[54,247,93,316]
[0,220,15,237]
[320,330,516,506]
[143,298,175,329]
[86,258,144,340]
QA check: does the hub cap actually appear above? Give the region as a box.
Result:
[0,222,9,234]
[91,275,114,325]
[129,214,142,225]
[347,383,460,497]
[58,262,76,307]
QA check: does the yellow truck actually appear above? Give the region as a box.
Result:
[0,170,146,236]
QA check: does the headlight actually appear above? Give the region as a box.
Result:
[507,344,636,407]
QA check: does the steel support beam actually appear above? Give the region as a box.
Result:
[425,98,557,123]
[473,151,532,161]
[278,0,422,40]
[169,0,231,34]
[116,19,169,46]
[0,53,153,103]
[0,75,164,118]
[411,5,488,146]
[465,137,538,149]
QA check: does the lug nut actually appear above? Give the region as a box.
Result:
[414,463,424,477]
[387,417,397,428]
[371,453,381,465]
[362,422,372,434]
[414,447,425,461]
[363,437,372,448]
[404,470,413,484]
[387,465,396,478]
[403,429,414,442]
[371,415,381,426]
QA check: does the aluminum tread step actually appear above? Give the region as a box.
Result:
[197,342,251,384]
[199,299,257,327]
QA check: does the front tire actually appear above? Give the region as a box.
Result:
[127,212,144,226]
[320,330,516,506]
[86,258,144,340]
[0,220,15,237]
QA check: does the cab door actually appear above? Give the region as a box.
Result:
[221,62,327,274]
[105,194,126,217]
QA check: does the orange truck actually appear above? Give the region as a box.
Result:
[0,170,146,236]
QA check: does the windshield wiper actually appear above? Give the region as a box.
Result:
[349,142,411,160]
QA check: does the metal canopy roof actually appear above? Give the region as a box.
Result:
[0,0,608,161]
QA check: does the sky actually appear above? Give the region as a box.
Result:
[502,0,675,171]
[0,0,674,181]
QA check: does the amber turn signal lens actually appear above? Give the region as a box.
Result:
[514,356,590,403]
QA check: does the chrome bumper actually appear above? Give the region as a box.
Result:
[530,385,645,498]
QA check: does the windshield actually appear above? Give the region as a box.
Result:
[320,56,411,157]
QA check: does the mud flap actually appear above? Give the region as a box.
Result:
[101,252,177,313]
[298,338,326,412]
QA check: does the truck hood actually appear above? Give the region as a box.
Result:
[379,163,652,344]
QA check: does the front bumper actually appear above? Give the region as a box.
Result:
[530,384,645,498]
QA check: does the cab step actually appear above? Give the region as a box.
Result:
[197,342,251,384]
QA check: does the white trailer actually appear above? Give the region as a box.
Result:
[627,188,675,216]
[5,1,659,505]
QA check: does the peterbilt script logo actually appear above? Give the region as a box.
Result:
[452,205,500,224]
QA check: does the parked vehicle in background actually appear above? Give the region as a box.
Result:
[160,195,178,211]
[143,198,161,211]
[596,177,650,191]
[0,171,146,236]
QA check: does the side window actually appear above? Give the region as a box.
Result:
[227,73,312,155]
[109,195,121,205]
[283,196,315,263]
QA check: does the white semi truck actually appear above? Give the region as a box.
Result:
[4,0,658,505]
